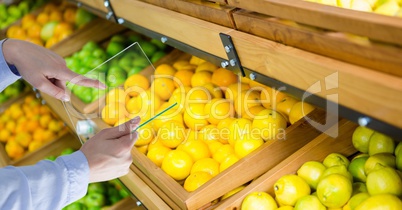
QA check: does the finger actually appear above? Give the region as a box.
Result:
[104,116,141,139]
[118,131,138,149]
[36,78,70,101]
[62,70,106,89]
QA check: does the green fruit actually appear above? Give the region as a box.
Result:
[151,51,166,63]
[7,5,22,18]
[294,195,326,210]
[364,153,396,175]
[367,167,402,197]
[92,48,106,60]
[323,153,350,168]
[321,165,353,183]
[347,192,370,210]
[132,57,150,68]
[61,148,75,155]
[18,2,30,15]
[140,42,157,57]
[40,21,59,42]
[127,35,142,44]
[45,156,57,161]
[83,41,98,51]
[106,42,125,57]
[118,56,132,72]
[297,161,327,190]
[127,66,143,76]
[150,39,167,50]
[63,202,86,210]
[110,35,126,44]
[4,86,19,97]
[348,156,369,182]
[352,182,368,196]
[352,126,374,153]
[75,8,95,28]
[395,142,402,156]
[0,94,9,104]
[355,194,402,210]
[84,193,105,207]
[368,132,395,156]
[317,174,352,208]
[88,183,106,194]
[396,146,402,171]
[119,189,130,198]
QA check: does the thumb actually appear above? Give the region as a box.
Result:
[62,70,106,90]
[37,77,70,101]
[105,116,141,139]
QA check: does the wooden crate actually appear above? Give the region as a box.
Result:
[129,109,327,209]
[226,0,402,47]
[138,0,237,28]
[214,119,358,209]
[232,9,402,77]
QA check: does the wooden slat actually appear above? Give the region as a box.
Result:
[227,0,402,46]
[139,0,237,28]
[76,0,108,12]
[233,10,402,78]
[119,166,172,210]
[112,0,402,134]
[215,119,358,209]
[107,197,143,210]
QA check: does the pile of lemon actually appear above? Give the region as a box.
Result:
[240,127,401,209]
[0,95,67,160]
[101,54,315,192]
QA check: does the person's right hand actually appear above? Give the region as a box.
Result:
[80,117,140,183]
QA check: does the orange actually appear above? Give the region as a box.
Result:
[234,137,264,158]
[225,83,250,101]
[42,130,56,142]
[151,77,175,101]
[39,105,51,115]
[135,144,148,155]
[6,121,16,133]
[36,12,49,25]
[161,150,194,181]
[217,117,235,144]
[155,64,176,76]
[49,10,63,22]
[21,14,36,26]
[48,120,64,133]
[15,132,32,148]
[204,98,235,125]
[183,104,209,131]
[242,105,265,121]
[190,158,220,177]
[22,20,35,30]
[276,96,299,120]
[234,89,261,117]
[45,37,59,48]
[195,62,218,73]
[177,140,211,161]
[0,130,11,143]
[191,71,212,87]
[63,7,77,24]
[43,3,59,13]
[147,146,171,167]
[58,29,73,41]
[173,70,193,87]
[228,118,253,146]
[11,28,27,40]
[220,154,240,172]
[106,88,130,105]
[28,141,43,152]
[6,25,21,38]
[199,124,220,143]
[202,83,223,99]
[211,68,238,88]
[101,102,127,125]
[39,114,52,129]
[289,101,315,124]
[53,22,74,37]
[134,123,155,146]
[24,95,35,104]
[184,171,213,192]
[189,56,206,66]
[26,119,40,133]
[173,60,196,71]
[124,74,150,97]
[33,128,46,142]
[157,121,186,148]
[213,144,235,163]
[5,141,24,160]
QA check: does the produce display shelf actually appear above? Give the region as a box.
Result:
[214,118,358,209]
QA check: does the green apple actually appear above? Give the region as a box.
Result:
[364,153,396,174]
[7,5,22,18]
[89,58,104,69]
[323,153,350,168]
[128,35,142,44]
[395,142,402,156]
[84,193,105,207]
[107,73,126,87]
[78,50,92,60]
[127,66,143,76]
[118,56,133,72]
[151,51,167,63]
[75,8,95,28]
[368,132,395,155]
[73,86,93,104]
[132,57,150,69]
[18,1,30,15]
[76,67,91,75]
[140,42,157,57]
[40,21,59,42]
[150,39,167,50]
[92,48,106,60]
[348,156,368,182]
[45,155,57,161]
[91,88,106,102]
[108,65,125,75]
[63,202,86,210]
[0,4,7,21]
[83,41,98,51]
[106,41,125,57]
[88,183,106,194]
[61,148,75,155]
[110,35,126,44]
[119,189,130,198]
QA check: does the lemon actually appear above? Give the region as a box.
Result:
[183,171,212,192]
[364,153,396,175]
[317,174,352,208]
[241,192,278,210]
[221,185,246,200]
[355,194,402,210]
[294,195,326,210]
[321,165,353,183]
[352,182,368,196]
[190,158,220,177]
[234,137,264,158]
[395,142,402,156]
[368,132,395,156]
[345,192,370,210]
[352,126,374,153]
[161,150,193,181]
[297,161,327,190]
[348,156,368,182]
[395,144,402,171]
[366,167,402,197]
[323,153,350,168]
[219,154,239,172]
[274,174,311,206]
[277,206,294,210]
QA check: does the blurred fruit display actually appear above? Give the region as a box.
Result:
[5,1,95,48]
[0,94,68,160]
[239,126,402,209]
[98,52,316,192]
[0,80,27,105]
[305,0,402,17]
[65,34,169,104]
[0,0,48,30]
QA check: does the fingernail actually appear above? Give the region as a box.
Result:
[132,116,141,123]
[99,82,107,90]
[62,95,70,102]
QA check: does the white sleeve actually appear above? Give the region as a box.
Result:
[0,39,22,92]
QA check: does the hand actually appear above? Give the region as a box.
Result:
[3,39,106,101]
[80,116,141,183]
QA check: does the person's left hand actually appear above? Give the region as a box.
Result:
[3,39,105,101]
